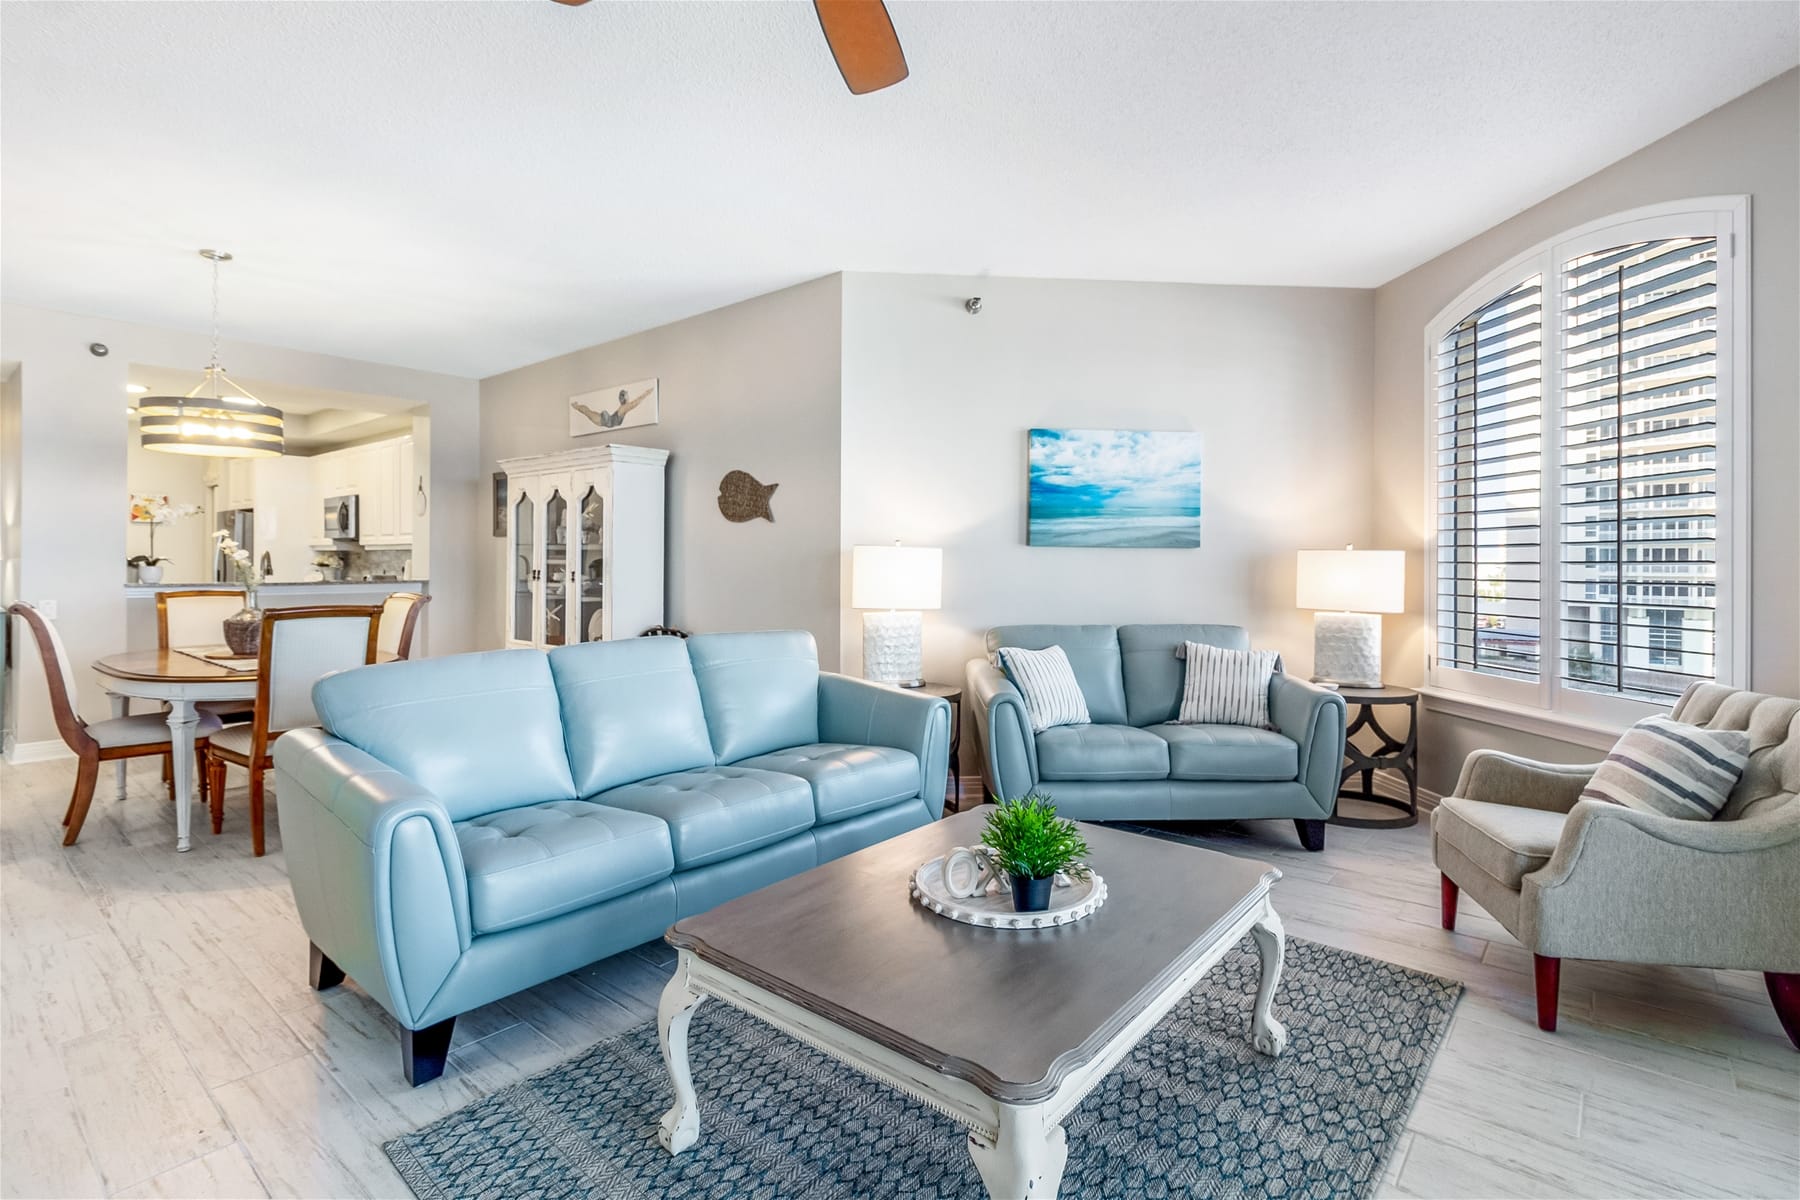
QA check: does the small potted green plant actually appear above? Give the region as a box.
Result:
[980,793,1091,913]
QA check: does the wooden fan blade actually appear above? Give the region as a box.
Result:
[813,0,908,95]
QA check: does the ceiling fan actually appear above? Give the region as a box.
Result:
[550,0,908,95]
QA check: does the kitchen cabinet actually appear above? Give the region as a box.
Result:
[221,457,256,511]
[308,435,414,547]
[499,445,668,649]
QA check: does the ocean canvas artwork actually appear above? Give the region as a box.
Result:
[1027,428,1202,548]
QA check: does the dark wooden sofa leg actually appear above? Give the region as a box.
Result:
[1534,954,1560,1032]
[402,1017,457,1087]
[1294,819,1325,852]
[1440,874,1459,930]
[1767,972,1800,1050]
[309,943,345,991]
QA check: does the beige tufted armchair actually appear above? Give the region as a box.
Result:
[1432,683,1800,1048]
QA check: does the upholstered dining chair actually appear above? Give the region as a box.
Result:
[7,602,219,845]
[376,591,431,660]
[1434,683,1800,1048]
[154,588,256,749]
[203,605,381,856]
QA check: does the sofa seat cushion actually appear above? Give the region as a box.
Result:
[1148,724,1297,782]
[1433,796,1568,890]
[1035,724,1170,782]
[455,801,674,935]
[598,767,816,869]
[736,743,920,823]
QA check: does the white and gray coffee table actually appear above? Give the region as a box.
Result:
[658,807,1287,1200]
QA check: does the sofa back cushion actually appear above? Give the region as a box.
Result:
[985,625,1127,725]
[550,638,715,796]
[312,649,576,821]
[688,631,821,762]
[1118,624,1250,726]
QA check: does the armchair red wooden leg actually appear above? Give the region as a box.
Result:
[1534,954,1561,1032]
[1767,973,1800,1050]
[1440,874,1459,931]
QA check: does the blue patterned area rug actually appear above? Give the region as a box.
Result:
[386,937,1460,1200]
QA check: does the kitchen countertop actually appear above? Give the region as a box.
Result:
[124,579,427,598]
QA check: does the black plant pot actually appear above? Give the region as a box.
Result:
[1010,874,1055,913]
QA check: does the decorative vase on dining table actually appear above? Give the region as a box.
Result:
[223,604,263,656]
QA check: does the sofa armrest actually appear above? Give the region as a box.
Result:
[967,657,1038,801]
[1453,749,1600,813]
[817,673,952,814]
[1268,673,1346,817]
[1525,798,1800,968]
[273,728,471,1028]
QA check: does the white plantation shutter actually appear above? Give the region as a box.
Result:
[1559,238,1719,703]
[1435,275,1544,687]
[1426,200,1745,718]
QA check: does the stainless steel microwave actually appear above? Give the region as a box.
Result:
[324,494,359,541]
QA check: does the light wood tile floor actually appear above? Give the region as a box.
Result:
[2,758,1795,1199]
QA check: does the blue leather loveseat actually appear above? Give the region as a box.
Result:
[273,630,950,1084]
[967,624,1346,850]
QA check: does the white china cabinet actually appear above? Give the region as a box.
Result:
[498,445,668,649]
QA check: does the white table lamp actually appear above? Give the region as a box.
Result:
[852,543,942,688]
[1296,546,1404,688]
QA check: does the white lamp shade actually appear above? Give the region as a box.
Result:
[1296,549,1404,614]
[851,544,942,610]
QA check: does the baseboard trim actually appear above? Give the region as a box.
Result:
[4,738,74,765]
[1367,770,1442,812]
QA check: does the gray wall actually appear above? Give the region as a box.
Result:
[1371,69,1800,793]
[0,304,481,754]
[477,275,844,665]
[839,273,1378,692]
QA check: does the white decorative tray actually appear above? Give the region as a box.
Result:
[910,853,1106,929]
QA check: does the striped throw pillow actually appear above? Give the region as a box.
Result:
[1178,642,1278,727]
[1582,715,1750,821]
[997,645,1091,734]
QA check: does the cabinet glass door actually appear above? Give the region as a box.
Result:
[576,484,604,642]
[543,489,568,646]
[511,491,533,644]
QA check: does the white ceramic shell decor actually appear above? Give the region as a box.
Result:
[911,847,1106,930]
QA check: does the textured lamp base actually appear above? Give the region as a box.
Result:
[1313,611,1383,688]
[862,610,923,687]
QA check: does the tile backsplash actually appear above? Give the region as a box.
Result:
[335,547,415,580]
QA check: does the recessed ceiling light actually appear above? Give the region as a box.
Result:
[126,383,147,394]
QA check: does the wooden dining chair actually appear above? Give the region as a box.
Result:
[377,591,431,661]
[204,605,381,856]
[7,602,218,845]
[156,587,255,718]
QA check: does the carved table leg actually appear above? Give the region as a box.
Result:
[108,693,129,801]
[1249,902,1289,1056]
[657,957,708,1155]
[165,699,200,852]
[968,1101,1068,1200]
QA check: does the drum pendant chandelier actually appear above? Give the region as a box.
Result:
[138,249,285,458]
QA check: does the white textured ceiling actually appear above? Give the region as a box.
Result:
[3,1,1794,379]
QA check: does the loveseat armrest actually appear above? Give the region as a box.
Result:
[817,673,952,814]
[967,657,1038,801]
[273,728,472,1028]
[1268,673,1346,817]
[1452,749,1600,813]
[1525,798,1800,968]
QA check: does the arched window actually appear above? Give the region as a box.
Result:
[1427,198,1748,723]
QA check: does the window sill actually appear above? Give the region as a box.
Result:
[1415,688,1628,753]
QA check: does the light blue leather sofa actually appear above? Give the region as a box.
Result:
[967,624,1346,850]
[273,630,950,1085]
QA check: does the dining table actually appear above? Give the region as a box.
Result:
[91,647,395,852]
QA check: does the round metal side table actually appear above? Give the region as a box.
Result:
[1329,686,1419,829]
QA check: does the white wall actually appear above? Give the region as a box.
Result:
[1,303,480,754]
[124,436,211,577]
[839,273,1377,693]
[478,275,844,664]
[1371,69,1800,793]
